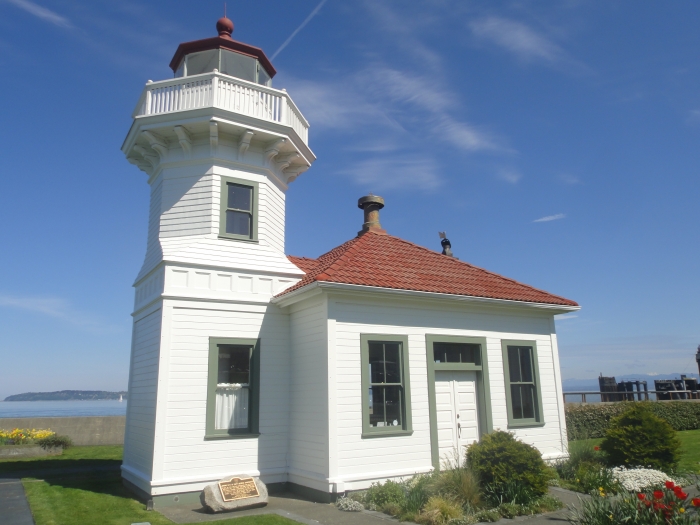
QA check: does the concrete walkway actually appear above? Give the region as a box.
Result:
[159,487,585,525]
[0,478,35,525]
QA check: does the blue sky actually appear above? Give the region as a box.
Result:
[0,0,698,399]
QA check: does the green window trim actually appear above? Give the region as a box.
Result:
[218,176,259,242]
[501,340,545,428]
[425,334,492,470]
[205,337,261,439]
[360,334,413,438]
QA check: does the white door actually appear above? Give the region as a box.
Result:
[435,370,480,465]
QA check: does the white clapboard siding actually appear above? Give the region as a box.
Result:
[288,298,330,486]
[137,163,291,282]
[328,296,566,487]
[123,307,162,480]
[157,302,290,484]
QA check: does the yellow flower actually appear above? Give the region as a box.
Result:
[599,487,604,491]
[679,508,685,514]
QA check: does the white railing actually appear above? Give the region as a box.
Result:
[133,72,309,145]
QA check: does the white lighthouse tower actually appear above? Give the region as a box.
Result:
[121,17,314,505]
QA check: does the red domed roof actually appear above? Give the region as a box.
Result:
[169,18,276,78]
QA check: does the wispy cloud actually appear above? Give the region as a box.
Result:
[0,294,117,332]
[470,17,563,63]
[533,213,565,223]
[5,0,72,28]
[687,109,700,124]
[558,173,581,184]
[271,0,327,60]
[497,168,522,184]
[338,156,442,192]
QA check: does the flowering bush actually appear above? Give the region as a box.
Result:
[336,496,364,512]
[0,428,55,445]
[570,479,700,524]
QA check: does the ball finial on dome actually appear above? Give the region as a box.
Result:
[216,17,234,39]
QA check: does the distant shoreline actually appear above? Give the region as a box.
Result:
[4,390,128,402]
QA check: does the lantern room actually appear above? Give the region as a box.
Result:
[169,17,276,86]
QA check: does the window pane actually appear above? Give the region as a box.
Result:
[519,347,533,383]
[508,347,521,382]
[433,342,480,364]
[511,384,523,419]
[218,345,250,384]
[186,50,219,76]
[384,343,401,384]
[227,183,252,211]
[384,385,403,427]
[226,210,251,236]
[369,386,385,426]
[220,50,257,82]
[368,343,385,384]
[521,384,536,419]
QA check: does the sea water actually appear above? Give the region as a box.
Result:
[0,400,127,419]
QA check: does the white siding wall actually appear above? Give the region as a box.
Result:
[137,164,291,283]
[148,300,290,495]
[123,306,162,489]
[327,295,567,490]
[288,297,330,492]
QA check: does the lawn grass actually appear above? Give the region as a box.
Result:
[2,445,296,525]
[677,429,700,474]
[568,429,700,474]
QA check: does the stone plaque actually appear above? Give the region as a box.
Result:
[218,477,260,502]
[201,475,268,513]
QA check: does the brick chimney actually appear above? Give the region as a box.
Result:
[358,195,386,235]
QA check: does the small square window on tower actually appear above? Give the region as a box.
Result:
[219,176,258,241]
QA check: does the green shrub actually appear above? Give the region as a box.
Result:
[365,480,405,509]
[601,404,681,470]
[497,502,520,518]
[380,502,402,517]
[36,435,73,450]
[466,431,549,500]
[556,439,605,481]
[566,401,700,440]
[416,496,462,525]
[403,475,431,517]
[430,453,481,510]
[573,462,620,494]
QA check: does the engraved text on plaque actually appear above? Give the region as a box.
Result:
[218,477,260,502]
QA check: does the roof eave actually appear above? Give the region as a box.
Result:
[272,281,580,312]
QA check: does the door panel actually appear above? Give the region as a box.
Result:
[435,370,479,464]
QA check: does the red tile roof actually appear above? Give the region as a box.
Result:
[280,231,578,307]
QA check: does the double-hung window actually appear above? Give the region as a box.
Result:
[360,334,412,437]
[219,176,258,241]
[502,340,544,426]
[206,337,260,438]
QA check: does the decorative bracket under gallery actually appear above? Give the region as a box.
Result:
[173,125,192,158]
[283,165,309,184]
[264,138,286,165]
[275,152,300,172]
[132,144,159,169]
[141,130,169,160]
[238,130,254,159]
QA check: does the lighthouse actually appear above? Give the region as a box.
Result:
[121,17,314,505]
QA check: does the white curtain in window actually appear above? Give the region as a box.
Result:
[215,384,249,429]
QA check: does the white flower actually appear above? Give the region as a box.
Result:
[609,467,684,492]
[336,497,364,512]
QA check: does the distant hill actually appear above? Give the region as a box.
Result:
[4,390,128,402]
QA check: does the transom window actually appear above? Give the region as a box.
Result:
[433,342,481,365]
[219,177,258,241]
[502,341,543,426]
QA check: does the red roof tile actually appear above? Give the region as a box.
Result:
[279,231,578,307]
